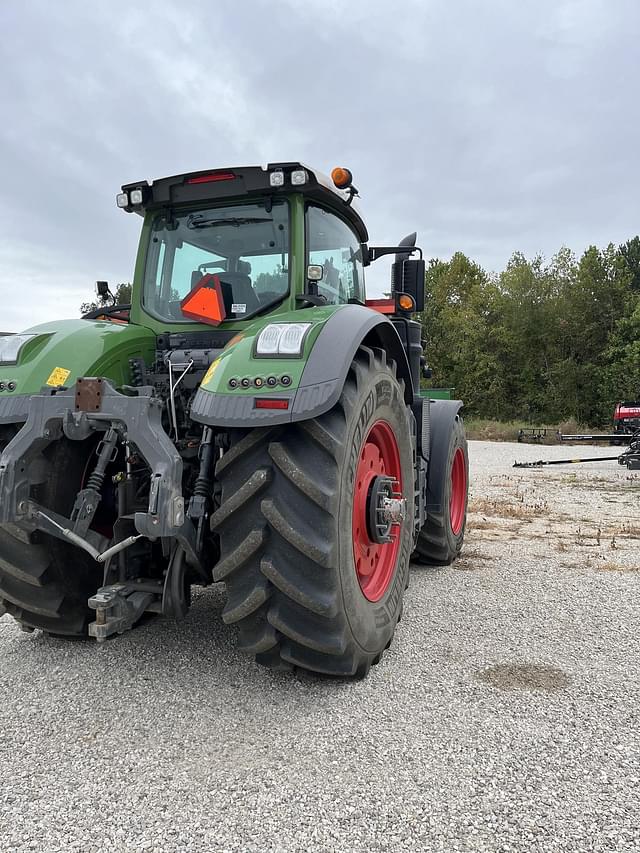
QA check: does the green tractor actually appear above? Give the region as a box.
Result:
[0,163,468,677]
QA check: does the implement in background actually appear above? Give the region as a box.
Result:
[513,431,640,469]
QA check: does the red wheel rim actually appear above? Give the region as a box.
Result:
[450,447,466,535]
[352,421,403,602]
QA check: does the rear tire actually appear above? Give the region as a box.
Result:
[413,414,468,565]
[0,432,105,636]
[211,347,414,677]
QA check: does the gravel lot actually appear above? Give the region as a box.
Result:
[1,439,639,852]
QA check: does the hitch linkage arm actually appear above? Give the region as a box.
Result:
[69,427,119,537]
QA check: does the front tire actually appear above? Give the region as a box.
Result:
[211,347,414,677]
[0,433,107,636]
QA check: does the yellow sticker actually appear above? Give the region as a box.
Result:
[46,367,71,387]
[203,358,221,385]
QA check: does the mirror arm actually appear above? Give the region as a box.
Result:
[296,294,327,307]
[364,245,423,265]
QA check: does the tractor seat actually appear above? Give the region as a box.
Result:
[217,272,260,317]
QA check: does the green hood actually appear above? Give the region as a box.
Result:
[0,319,155,396]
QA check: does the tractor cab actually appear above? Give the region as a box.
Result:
[115,163,424,332]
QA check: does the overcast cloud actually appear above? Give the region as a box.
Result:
[1,0,639,330]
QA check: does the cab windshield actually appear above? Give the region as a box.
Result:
[143,199,289,322]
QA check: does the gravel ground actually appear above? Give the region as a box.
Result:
[1,439,639,852]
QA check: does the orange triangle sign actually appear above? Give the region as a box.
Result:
[180,274,227,326]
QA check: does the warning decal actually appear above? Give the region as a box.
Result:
[203,358,221,384]
[46,367,71,387]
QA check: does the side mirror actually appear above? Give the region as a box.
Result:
[95,280,116,306]
[391,258,425,312]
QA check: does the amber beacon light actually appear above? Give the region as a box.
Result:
[331,167,353,189]
[397,293,416,312]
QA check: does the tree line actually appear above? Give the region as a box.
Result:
[421,237,640,427]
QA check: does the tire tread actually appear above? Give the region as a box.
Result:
[213,348,410,676]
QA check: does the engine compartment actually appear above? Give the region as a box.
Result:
[129,329,238,440]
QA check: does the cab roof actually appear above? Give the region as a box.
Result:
[120,162,369,242]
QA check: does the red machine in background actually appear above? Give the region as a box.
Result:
[613,401,640,438]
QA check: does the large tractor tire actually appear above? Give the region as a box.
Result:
[413,411,468,565]
[0,431,105,636]
[212,347,415,677]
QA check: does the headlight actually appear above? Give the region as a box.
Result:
[0,334,37,364]
[255,323,311,357]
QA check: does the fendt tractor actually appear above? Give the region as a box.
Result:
[0,164,468,677]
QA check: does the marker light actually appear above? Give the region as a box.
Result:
[186,172,236,184]
[129,188,144,205]
[255,323,311,357]
[0,334,37,365]
[269,169,285,187]
[116,192,128,208]
[291,169,308,185]
[397,293,416,312]
[255,398,290,410]
[331,167,353,189]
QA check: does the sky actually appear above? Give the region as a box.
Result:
[1,0,639,331]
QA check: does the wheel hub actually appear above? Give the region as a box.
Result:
[352,420,404,602]
[367,475,406,544]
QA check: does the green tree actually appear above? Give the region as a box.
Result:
[420,238,639,426]
[620,237,640,291]
[422,253,501,415]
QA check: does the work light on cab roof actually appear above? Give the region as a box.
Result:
[115,163,356,211]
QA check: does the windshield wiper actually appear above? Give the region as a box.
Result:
[187,215,273,230]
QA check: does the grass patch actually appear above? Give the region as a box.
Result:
[469,497,548,519]
[465,417,604,444]
[595,561,640,573]
[614,521,640,537]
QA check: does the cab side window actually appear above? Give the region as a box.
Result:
[306,206,365,304]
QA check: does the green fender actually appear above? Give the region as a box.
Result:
[190,304,414,427]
